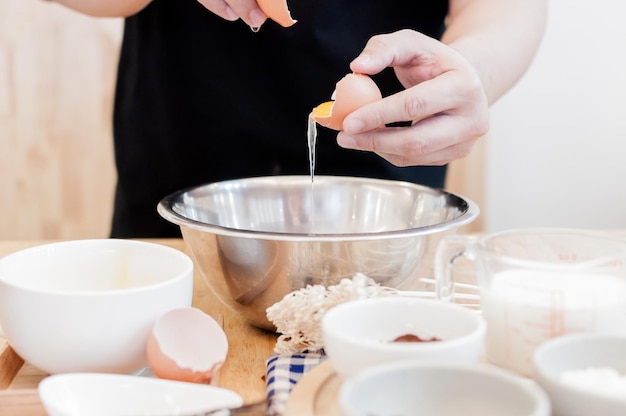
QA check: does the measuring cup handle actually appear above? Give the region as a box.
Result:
[434,234,480,302]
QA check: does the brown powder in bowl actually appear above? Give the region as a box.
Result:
[392,333,441,343]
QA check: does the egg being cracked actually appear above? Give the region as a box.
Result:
[257,0,297,27]
[311,73,383,131]
[146,307,228,384]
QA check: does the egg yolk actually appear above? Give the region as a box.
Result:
[311,101,334,118]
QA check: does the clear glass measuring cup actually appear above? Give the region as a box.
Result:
[435,228,626,377]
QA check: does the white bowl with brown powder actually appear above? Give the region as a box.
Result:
[321,297,486,379]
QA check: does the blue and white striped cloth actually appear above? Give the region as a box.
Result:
[265,350,326,416]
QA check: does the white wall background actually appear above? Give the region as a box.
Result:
[484,0,626,231]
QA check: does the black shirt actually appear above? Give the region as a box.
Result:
[112,0,450,238]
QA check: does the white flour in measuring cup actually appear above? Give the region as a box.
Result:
[481,269,626,377]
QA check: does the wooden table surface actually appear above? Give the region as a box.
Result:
[2,231,626,415]
[0,239,278,415]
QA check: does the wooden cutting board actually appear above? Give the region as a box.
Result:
[0,338,46,415]
[0,388,46,416]
[284,361,344,416]
[0,338,24,388]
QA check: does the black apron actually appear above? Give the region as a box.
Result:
[112,0,449,237]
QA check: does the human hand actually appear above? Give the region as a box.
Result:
[196,0,267,29]
[338,29,489,167]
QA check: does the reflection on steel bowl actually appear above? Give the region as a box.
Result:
[157,176,479,330]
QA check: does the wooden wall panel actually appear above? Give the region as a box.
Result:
[0,0,122,239]
[446,138,486,234]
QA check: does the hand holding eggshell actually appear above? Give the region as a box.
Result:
[336,29,489,167]
[196,0,295,29]
[311,73,383,131]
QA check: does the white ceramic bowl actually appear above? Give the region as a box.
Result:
[533,333,626,416]
[38,373,243,416]
[0,239,193,374]
[339,361,551,416]
[321,297,486,378]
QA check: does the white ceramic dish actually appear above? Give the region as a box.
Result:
[339,361,551,416]
[321,297,486,378]
[533,333,626,416]
[0,239,193,374]
[38,373,243,416]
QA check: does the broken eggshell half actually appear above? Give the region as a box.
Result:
[311,73,383,131]
[257,0,297,27]
[146,307,228,384]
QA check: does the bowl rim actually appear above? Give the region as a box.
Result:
[339,361,551,415]
[157,175,480,242]
[321,297,486,350]
[38,372,244,415]
[0,239,193,296]
[533,333,626,377]
[532,333,626,407]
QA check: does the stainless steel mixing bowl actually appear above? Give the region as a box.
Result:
[157,175,479,330]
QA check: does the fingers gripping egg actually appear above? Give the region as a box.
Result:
[311,73,382,131]
[257,0,297,27]
[147,308,228,384]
